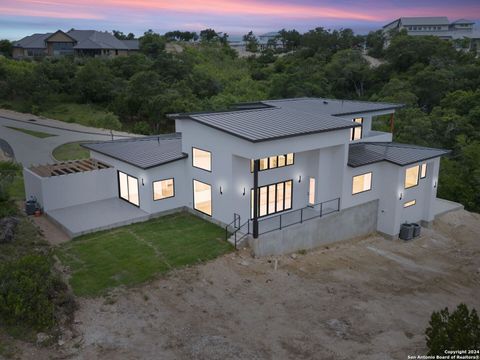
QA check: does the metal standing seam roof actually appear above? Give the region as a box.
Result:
[81,134,187,169]
[171,98,403,143]
[400,17,450,26]
[348,142,450,167]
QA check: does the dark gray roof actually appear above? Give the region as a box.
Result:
[13,33,51,48]
[82,134,187,169]
[400,17,450,26]
[68,30,129,50]
[348,142,450,167]
[172,98,402,143]
[122,40,140,50]
[451,19,475,24]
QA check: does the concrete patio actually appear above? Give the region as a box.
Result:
[47,198,150,238]
[433,197,464,217]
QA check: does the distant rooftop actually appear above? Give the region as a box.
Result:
[400,17,450,26]
[82,134,187,169]
[171,98,403,143]
[348,142,450,167]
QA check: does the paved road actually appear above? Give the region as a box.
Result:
[0,115,133,167]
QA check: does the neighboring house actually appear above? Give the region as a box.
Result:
[382,17,480,50]
[24,98,451,255]
[12,29,140,59]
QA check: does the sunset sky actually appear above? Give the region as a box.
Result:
[1,0,480,40]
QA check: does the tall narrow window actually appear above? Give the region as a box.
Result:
[259,187,268,216]
[193,180,212,216]
[405,165,419,188]
[420,163,427,179]
[192,147,211,171]
[309,178,316,205]
[118,171,139,206]
[286,153,294,165]
[153,178,174,200]
[352,172,372,195]
[350,118,363,141]
[276,183,284,212]
[268,184,276,214]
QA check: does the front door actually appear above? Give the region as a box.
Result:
[118,171,139,206]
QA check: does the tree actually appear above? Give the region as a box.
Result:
[0,39,12,57]
[278,29,301,52]
[112,30,135,40]
[74,59,115,103]
[426,304,480,355]
[365,30,385,58]
[200,29,219,42]
[139,30,166,57]
[243,31,259,53]
[165,31,198,42]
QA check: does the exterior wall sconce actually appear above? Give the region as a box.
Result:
[399,192,403,200]
[242,187,246,196]
[434,181,437,188]
[141,178,144,186]
[298,175,302,183]
[220,186,223,195]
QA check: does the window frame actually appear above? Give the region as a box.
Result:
[250,153,295,173]
[250,179,293,219]
[152,178,175,201]
[351,172,373,195]
[117,170,140,207]
[403,199,416,208]
[420,163,427,179]
[350,117,363,141]
[192,147,212,172]
[192,179,212,217]
[404,165,420,189]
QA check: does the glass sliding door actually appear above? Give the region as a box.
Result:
[118,171,140,206]
[251,179,293,218]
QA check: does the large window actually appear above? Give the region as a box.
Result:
[350,118,363,141]
[405,165,419,189]
[251,180,293,218]
[192,147,211,172]
[250,153,294,172]
[193,180,212,216]
[153,178,174,201]
[420,163,427,179]
[118,171,139,206]
[352,172,372,195]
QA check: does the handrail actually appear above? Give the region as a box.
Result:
[224,213,240,241]
[232,219,251,249]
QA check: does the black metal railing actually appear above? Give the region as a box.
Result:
[225,198,340,248]
[257,197,340,236]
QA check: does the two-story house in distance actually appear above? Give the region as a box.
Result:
[24,98,450,255]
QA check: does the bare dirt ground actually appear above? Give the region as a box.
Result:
[12,209,480,360]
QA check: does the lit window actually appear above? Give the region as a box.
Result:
[352,172,372,195]
[193,180,212,216]
[405,165,419,188]
[192,147,211,171]
[153,178,174,200]
[309,178,315,205]
[251,153,295,172]
[251,180,293,218]
[420,163,427,179]
[350,118,363,141]
[286,153,294,165]
[404,200,416,208]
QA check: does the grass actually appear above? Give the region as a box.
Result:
[56,212,232,296]
[7,173,25,201]
[40,103,121,130]
[52,141,90,161]
[5,126,56,138]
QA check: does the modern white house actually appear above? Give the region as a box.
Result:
[23,98,452,255]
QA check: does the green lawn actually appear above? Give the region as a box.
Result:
[5,126,56,138]
[56,212,232,296]
[52,141,90,161]
[7,173,25,201]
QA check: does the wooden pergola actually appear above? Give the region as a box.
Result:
[30,158,111,177]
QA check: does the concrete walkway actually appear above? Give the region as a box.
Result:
[47,198,150,238]
[0,110,140,167]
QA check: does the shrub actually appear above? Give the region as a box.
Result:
[426,303,480,355]
[94,112,122,130]
[0,255,59,332]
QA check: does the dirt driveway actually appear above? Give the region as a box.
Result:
[17,210,480,359]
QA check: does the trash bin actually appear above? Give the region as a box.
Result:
[399,223,414,240]
[411,223,421,238]
[25,200,37,216]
